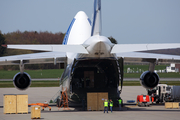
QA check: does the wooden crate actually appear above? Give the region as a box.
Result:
[3,95,17,114]
[165,102,173,109]
[31,106,41,119]
[97,93,108,111]
[17,95,28,113]
[172,102,179,109]
[87,93,97,111]
[87,92,108,111]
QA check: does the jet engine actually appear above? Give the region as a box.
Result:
[13,72,31,90]
[140,71,159,89]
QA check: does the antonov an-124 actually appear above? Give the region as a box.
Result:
[1,0,180,103]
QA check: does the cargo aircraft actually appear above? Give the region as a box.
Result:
[1,0,180,103]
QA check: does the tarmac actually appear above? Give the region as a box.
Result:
[0,86,180,120]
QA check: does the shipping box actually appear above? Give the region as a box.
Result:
[4,94,28,114]
[165,102,179,109]
[31,106,41,119]
[172,102,179,109]
[87,93,97,111]
[165,102,173,109]
[97,93,108,110]
[87,92,108,111]
[3,95,17,114]
[17,95,28,113]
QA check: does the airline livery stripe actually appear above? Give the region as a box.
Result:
[62,18,76,45]
[88,18,91,25]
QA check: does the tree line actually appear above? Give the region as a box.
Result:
[0,30,65,70]
[4,30,64,44]
[0,30,118,70]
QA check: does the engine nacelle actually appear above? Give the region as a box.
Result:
[140,71,159,89]
[13,72,31,90]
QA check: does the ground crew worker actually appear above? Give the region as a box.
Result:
[109,99,113,113]
[104,99,108,113]
[118,98,122,111]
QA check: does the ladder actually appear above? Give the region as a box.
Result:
[58,88,70,110]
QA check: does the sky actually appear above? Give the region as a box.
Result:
[0,0,180,44]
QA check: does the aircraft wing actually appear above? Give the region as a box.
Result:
[116,52,180,64]
[0,51,66,65]
[111,43,180,53]
[4,44,88,54]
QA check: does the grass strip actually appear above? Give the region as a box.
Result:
[124,72,180,78]
[0,69,64,79]
[1,69,180,79]
[122,81,180,86]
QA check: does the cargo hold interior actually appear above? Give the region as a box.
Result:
[70,59,120,104]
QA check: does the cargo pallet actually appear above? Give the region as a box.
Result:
[4,112,28,114]
[17,112,28,114]
[31,117,41,119]
[4,113,16,114]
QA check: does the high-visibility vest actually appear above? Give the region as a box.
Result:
[104,101,108,107]
[118,99,122,104]
[110,101,113,107]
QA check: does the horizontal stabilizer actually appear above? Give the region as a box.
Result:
[116,52,180,64]
[111,43,180,53]
[0,51,66,65]
[6,44,88,54]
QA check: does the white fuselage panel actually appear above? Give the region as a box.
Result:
[65,11,91,64]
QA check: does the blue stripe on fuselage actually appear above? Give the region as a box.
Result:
[62,18,76,45]
[88,18,91,25]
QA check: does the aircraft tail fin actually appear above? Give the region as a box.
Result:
[91,0,102,36]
